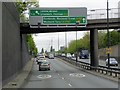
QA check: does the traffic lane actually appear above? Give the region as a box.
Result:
[71,58,118,68]
[52,58,118,88]
[22,60,72,88]
[22,58,118,88]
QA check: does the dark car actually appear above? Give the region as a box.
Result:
[79,50,89,59]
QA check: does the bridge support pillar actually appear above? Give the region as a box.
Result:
[90,29,99,68]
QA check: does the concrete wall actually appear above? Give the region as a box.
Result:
[0,2,2,89]
[99,45,120,61]
[21,34,30,67]
[2,2,30,86]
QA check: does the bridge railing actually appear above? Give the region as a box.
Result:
[87,8,120,19]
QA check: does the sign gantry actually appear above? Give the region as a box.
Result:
[29,8,87,28]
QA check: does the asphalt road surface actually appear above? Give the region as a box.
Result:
[22,58,118,88]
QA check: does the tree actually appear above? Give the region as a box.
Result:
[45,50,48,54]
[67,30,120,54]
[103,30,120,47]
[15,1,39,22]
[80,32,90,50]
[67,32,90,54]
[15,2,39,56]
[67,40,76,53]
[15,1,39,16]
[26,34,38,57]
[98,31,106,48]
[41,48,44,53]
[50,46,53,52]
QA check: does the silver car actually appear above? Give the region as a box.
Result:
[39,60,50,71]
[106,58,118,66]
[66,53,72,58]
[37,55,45,64]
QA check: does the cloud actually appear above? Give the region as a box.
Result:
[39,0,119,9]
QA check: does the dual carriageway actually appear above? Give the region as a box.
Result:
[21,8,120,88]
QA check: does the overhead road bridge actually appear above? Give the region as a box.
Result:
[20,8,120,69]
[20,18,120,34]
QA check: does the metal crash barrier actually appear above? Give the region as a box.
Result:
[57,56,120,77]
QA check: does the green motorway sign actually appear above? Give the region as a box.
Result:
[30,10,68,16]
[42,17,87,25]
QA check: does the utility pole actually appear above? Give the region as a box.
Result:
[107,0,110,68]
[76,30,78,63]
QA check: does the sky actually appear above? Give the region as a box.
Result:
[33,0,120,52]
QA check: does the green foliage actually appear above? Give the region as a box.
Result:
[67,40,77,53]
[26,34,38,57]
[80,32,90,50]
[67,32,90,54]
[103,30,120,47]
[15,1,39,16]
[15,1,39,22]
[15,1,39,57]
[64,47,68,54]
[67,30,120,54]
[98,31,106,48]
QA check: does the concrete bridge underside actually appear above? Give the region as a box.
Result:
[20,18,120,34]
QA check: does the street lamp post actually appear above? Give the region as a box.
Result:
[76,30,78,63]
[107,0,110,68]
[75,21,79,63]
[65,32,67,56]
[58,33,59,55]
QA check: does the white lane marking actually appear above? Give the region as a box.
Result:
[68,84,72,87]
[69,73,86,78]
[37,75,52,79]
[62,77,64,80]
[58,74,60,75]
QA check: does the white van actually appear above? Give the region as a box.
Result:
[49,54,54,59]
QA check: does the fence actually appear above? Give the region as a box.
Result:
[87,8,120,19]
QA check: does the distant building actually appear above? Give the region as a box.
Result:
[60,46,65,51]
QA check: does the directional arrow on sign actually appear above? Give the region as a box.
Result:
[82,18,86,23]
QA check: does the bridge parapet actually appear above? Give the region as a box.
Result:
[88,18,120,24]
[87,8,120,20]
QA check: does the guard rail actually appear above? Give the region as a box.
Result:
[57,56,120,77]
